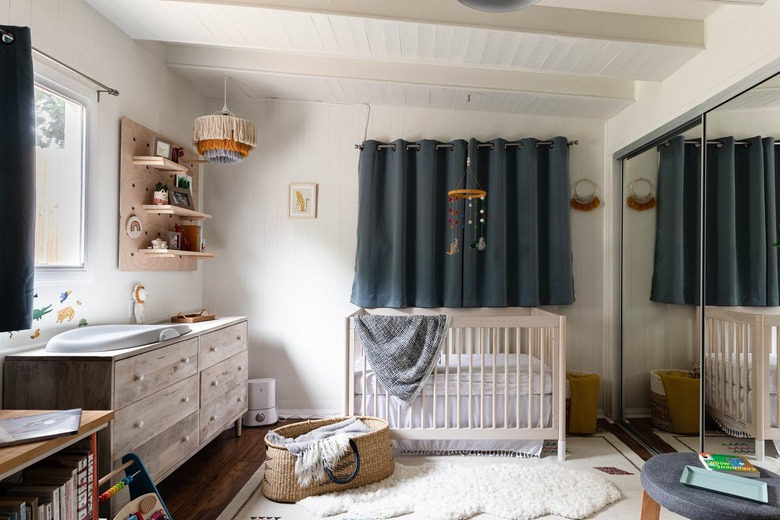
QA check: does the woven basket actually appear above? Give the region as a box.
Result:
[262,416,394,503]
[650,369,693,432]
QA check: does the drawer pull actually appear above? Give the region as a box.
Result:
[136,374,145,382]
[182,396,190,404]
[237,396,243,403]
[136,421,144,429]
[211,347,218,352]
[183,435,191,443]
[237,335,243,341]
[238,366,244,371]
[182,357,191,364]
[210,416,217,422]
[212,380,219,386]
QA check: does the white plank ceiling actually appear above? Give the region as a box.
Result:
[84,0,766,119]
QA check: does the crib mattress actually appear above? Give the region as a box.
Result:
[704,353,777,394]
[354,353,555,396]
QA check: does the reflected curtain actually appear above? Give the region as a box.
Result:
[351,137,574,308]
[651,135,780,305]
[0,26,36,332]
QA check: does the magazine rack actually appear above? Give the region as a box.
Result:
[101,453,172,520]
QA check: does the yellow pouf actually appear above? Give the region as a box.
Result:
[566,370,600,434]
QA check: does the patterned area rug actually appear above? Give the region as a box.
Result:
[217,431,686,519]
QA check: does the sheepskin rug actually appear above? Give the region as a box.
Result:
[298,461,621,520]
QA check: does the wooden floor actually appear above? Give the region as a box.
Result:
[156,418,675,519]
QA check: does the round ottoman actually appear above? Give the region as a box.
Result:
[640,452,780,520]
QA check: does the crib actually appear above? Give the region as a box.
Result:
[344,307,567,461]
[701,306,780,460]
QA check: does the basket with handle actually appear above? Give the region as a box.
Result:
[261,416,394,503]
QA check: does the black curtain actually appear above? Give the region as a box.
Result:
[351,137,574,308]
[652,135,780,306]
[0,26,36,332]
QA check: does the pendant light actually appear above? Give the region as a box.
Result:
[192,77,257,164]
[457,0,540,12]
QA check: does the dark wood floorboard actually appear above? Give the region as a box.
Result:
[156,417,678,518]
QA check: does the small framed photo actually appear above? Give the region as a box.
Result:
[175,173,192,191]
[166,231,182,250]
[288,183,317,219]
[169,186,194,210]
[154,137,171,159]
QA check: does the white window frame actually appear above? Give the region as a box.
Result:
[32,61,97,283]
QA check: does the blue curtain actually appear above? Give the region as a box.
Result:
[652,135,780,306]
[0,26,36,332]
[351,137,574,308]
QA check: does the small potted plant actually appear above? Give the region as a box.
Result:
[152,182,169,205]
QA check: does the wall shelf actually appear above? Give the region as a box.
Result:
[140,204,212,220]
[132,155,190,172]
[136,249,214,259]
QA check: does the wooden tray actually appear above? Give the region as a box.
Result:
[171,310,215,323]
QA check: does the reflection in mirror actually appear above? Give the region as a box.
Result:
[621,121,702,454]
[702,73,780,460]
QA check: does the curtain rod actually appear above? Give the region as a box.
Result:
[667,138,780,148]
[355,139,578,151]
[0,27,119,102]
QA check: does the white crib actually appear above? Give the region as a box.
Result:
[701,306,780,460]
[344,307,567,461]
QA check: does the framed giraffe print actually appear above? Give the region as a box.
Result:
[288,183,317,218]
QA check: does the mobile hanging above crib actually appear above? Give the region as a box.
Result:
[447,154,487,255]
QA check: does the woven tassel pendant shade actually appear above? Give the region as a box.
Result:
[192,78,257,164]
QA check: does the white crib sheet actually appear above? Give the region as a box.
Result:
[705,353,777,394]
[354,353,555,396]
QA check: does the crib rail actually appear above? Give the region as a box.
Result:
[702,306,780,460]
[344,308,566,461]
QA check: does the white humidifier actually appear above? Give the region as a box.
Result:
[243,378,278,427]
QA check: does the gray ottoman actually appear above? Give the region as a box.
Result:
[640,452,780,519]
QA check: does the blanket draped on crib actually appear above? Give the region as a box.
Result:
[354,314,450,402]
[266,417,370,486]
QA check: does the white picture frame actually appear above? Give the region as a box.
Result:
[288,183,317,219]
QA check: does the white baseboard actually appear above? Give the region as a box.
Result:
[277,408,341,420]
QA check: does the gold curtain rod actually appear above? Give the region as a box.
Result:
[0,27,119,102]
[355,139,578,151]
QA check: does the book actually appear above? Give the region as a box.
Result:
[0,410,81,448]
[698,452,760,478]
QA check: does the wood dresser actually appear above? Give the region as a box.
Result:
[2,317,248,513]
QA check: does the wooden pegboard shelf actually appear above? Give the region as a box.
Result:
[140,205,212,220]
[132,155,191,172]
[136,249,215,259]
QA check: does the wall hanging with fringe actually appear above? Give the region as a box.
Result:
[570,179,601,211]
[626,177,656,211]
[192,77,257,164]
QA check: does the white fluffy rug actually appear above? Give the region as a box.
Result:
[218,432,687,519]
[298,461,620,519]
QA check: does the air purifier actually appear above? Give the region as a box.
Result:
[243,377,278,427]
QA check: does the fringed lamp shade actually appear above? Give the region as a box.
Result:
[192,113,257,164]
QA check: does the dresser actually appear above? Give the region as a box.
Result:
[2,317,248,513]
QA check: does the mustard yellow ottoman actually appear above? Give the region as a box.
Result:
[566,370,600,434]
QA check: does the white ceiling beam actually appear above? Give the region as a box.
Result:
[164,43,635,101]
[159,0,705,48]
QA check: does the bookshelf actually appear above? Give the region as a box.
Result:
[0,410,113,520]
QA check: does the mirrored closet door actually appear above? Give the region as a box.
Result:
[620,120,704,452]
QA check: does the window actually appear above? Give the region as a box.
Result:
[33,79,87,270]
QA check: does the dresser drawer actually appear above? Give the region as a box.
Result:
[199,321,247,369]
[113,411,198,484]
[114,338,198,409]
[200,351,248,407]
[113,375,198,454]
[199,382,247,443]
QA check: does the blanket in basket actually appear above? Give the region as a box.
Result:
[266,417,370,486]
[354,314,450,402]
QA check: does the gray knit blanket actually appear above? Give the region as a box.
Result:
[354,314,450,402]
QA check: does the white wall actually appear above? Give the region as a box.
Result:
[202,100,607,416]
[0,0,206,355]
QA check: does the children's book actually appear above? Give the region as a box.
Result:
[0,410,81,448]
[698,452,760,478]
